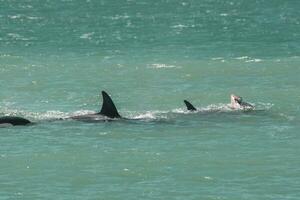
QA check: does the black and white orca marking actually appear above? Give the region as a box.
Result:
[230,94,254,110]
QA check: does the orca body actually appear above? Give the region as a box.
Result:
[71,91,122,122]
[230,94,254,110]
[0,116,31,126]
[183,94,254,111]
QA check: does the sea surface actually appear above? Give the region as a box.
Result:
[0,0,300,199]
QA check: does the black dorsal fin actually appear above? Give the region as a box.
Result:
[99,91,121,118]
[184,100,197,111]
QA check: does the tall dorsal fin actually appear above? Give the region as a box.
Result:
[99,91,121,118]
[184,100,197,111]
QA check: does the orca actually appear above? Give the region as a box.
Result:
[71,91,122,122]
[230,94,254,110]
[183,100,197,111]
[0,91,122,126]
[183,94,254,111]
[0,116,31,126]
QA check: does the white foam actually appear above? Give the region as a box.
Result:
[220,13,228,17]
[235,56,249,60]
[279,113,295,121]
[255,102,273,110]
[132,112,156,119]
[110,15,130,20]
[0,106,70,121]
[129,110,168,120]
[245,58,263,63]
[211,57,224,61]
[7,33,32,41]
[80,32,94,40]
[71,110,95,116]
[172,24,188,29]
[8,15,22,19]
[172,108,189,114]
[26,16,41,20]
[148,63,180,69]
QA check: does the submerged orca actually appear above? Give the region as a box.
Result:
[71,91,122,122]
[0,116,31,126]
[184,94,254,111]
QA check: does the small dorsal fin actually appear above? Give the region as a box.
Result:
[99,91,121,118]
[184,100,197,111]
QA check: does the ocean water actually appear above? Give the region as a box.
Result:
[1,0,300,199]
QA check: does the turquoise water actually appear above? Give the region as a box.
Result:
[1,0,300,199]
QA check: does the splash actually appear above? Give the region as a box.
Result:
[124,110,168,120]
[0,108,69,121]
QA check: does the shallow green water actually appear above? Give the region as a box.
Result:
[1,0,300,199]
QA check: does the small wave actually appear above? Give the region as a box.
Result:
[245,58,263,63]
[125,110,168,120]
[254,102,273,110]
[234,56,263,63]
[171,24,195,29]
[7,33,34,41]
[103,15,130,21]
[172,24,188,29]
[111,15,130,20]
[8,14,41,20]
[30,111,69,120]
[0,54,14,57]
[172,24,189,29]
[26,16,41,20]
[0,108,69,121]
[235,56,249,60]
[80,32,94,40]
[201,104,232,112]
[211,57,224,61]
[279,113,295,121]
[211,57,226,63]
[220,13,229,17]
[148,63,180,69]
[8,15,22,19]
[71,110,95,116]
[131,112,157,120]
[171,108,190,114]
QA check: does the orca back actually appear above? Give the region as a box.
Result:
[0,116,31,126]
